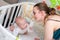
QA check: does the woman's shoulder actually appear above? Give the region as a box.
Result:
[45,15,60,24]
[47,15,60,20]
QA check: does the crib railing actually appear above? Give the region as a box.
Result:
[0,2,35,28]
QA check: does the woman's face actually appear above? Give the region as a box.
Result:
[33,6,46,21]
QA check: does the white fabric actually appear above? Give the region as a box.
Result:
[0,21,40,40]
[0,24,16,40]
[13,23,28,36]
[33,21,44,40]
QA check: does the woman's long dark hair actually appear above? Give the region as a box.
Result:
[34,2,57,24]
[34,2,50,15]
[34,2,56,20]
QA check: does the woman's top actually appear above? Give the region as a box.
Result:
[53,28,60,40]
[48,19,60,40]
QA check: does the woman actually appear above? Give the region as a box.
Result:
[33,2,60,40]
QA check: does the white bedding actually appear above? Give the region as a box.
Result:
[0,24,16,40]
[0,24,40,40]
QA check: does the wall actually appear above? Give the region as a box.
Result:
[18,0,51,6]
[3,0,51,6]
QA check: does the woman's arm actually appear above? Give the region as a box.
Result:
[44,21,54,40]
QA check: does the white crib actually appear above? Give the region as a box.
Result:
[0,2,35,27]
[0,2,35,40]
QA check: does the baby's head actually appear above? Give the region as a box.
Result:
[15,16,28,30]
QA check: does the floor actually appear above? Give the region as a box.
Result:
[0,0,9,6]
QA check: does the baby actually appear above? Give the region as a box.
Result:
[8,16,40,40]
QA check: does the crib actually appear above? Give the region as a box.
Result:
[0,2,35,40]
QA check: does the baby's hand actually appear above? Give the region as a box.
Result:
[10,25,15,31]
[34,37,40,40]
[29,27,33,30]
[23,31,28,35]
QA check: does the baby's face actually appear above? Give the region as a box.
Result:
[16,19,28,29]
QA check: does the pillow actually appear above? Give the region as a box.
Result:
[21,4,34,20]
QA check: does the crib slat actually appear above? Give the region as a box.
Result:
[0,9,7,26]
[16,5,21,17]
[13,5,20,23]
[8,7,16,27]
[4,8,11,28]
[18,5,23,16]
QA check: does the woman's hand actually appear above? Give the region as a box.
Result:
[34,37,40,40]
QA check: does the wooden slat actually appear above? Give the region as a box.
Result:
[13,5,20,23]
[18,5,23,16]
[0,9,7,25]
[4,8,11,27]
[8,6,16,27]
